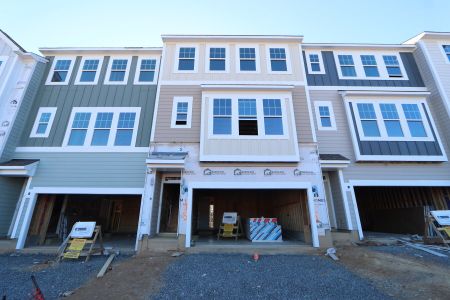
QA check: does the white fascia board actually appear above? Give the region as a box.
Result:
[403,32,450,45]
[355,155,447,162]
[349,180,450,187]
[162,35,303,42]
[303,43,416,51]
[200,84,295,90]
[309,86,429,92]
[0,162,39,177]
[145,159,185,165]
[30,187,144,195]
[199,154,300,162]
[339,90,431,97]
[319,160,350,164]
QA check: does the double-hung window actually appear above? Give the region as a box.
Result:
[109,59,128,82]
[402,104,427,137]
[175,102,188,125]
[239,48,256,71]
[269,48,287,72]
[76,58,103,84]
[115,113,136,145]
[319,106,332,128]
[380,104,403,137]
[383,55,402,77]
[314,101,336,130]
[47,58,74,84]
[178,47,196,71]
[361,55,379,77]
[136,58,157,83]
[68,112,91,146]
[338,55,357,77]
[213,99,232,135]
[442,45,450,62]
[309,54,321,72]
[91,112,113,145]
[30,107,57,138]
[238,99,258,135]
[263,99,283,135]
[209,48,226,71]
[171,97,193,128]
[357,103,380,137]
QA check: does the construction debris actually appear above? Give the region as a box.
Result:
[97,254,116,278]
[171,252,184,257]
[325,248,339,261]
[396,239,448,258]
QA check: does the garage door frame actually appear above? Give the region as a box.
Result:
[186,181,318,248]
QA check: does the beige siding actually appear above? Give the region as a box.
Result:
[161,42,305,82]
[293,86,314,143]
[423,39,450,102]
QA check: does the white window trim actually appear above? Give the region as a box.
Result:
[104,56,132,85]
[265,44,292,74]
[0,56,8,76]
[438,41,450,65]
[333,51,408,80]
[30,107,57,138]
[74,56,104,85]
[134,56,160,85]
[45,56,76,85]
[171,97,193,128]
[349,98,434,142]
[62,107,141,148]
[235,44,261,73]
[206,93,290,140]
[205,44,230,73]
[305,51,325,74]
[174,45,198,73]
[314,101,336,130]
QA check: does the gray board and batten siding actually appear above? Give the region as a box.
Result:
[0,177,24,236]
[348,102,443,156]
[19,56,157,148]
[303,51,425,87]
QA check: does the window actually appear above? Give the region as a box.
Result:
[46,57,75,85]
[68,112,91,146]
[171,97,193,128]
[305,52,325,74]
[104,57,131,84]
[357,103,380,137]
[309,54,321,72]
[263,99,283,135]
[338,55,356,77]
[314,101,336,130]
[115,112,136,146]
[75,57,103,84]
[402,104,427,137]
[380,104,403,137]
[178,47,196,71]
[383,55,402,77]
[64,108,140,147]
[91,112,113,146]
[269,48,287,72]
[135,58,157,84]
[209,47,226,71]
[238,99,258,135]
[361,55,379,77]
[239,48,257,71]
[442,45,450,62]
[213,98,232,135]
[30,107,57,138]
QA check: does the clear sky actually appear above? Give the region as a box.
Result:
[1,0,449,53]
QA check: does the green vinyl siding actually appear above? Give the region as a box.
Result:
[0,177,24,236]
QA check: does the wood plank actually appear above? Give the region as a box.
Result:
[97,254,116,278]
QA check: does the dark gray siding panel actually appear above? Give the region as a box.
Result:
[0,177,24,236]
[19,56,157,147]
[304,51,425,87]
[1,62,46,161]
[348,102,443,157]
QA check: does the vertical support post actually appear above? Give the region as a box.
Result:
[338,170,353,230]
[137,167,155,249]
[16,191,38,249]
[349,185,364,240]
[307,185,320,248]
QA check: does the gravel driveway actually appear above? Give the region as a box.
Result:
[0,254,109,300]
[152,254,390,300]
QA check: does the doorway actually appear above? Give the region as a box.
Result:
[159,183,180,233]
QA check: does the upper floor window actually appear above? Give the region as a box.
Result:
[75,57,103,85]
[338,55,356,77]
[135,58,157,84]
[442,45,450,62]
[263,99,283,135]
[239,48,257,71]
[238,99,258,135]
[361,55,379,77]
[269,48,287,72]
[64,107,140,147]
[213,98,232,135]
[30,107,57,138]
[104,57,131,84]
[357,103,380,137]
[171,97,193,128]
[209,47,226,71]
[46,57,75,85]
[178,47,196,71]
[402,104,426,137]
[383,55,402,77]
[305,52,325,74]
[380,104,403,137]
[314,101,336,130]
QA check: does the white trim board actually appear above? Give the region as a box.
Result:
[30,187,144,194]
[348,180,450,187]
[308,86,428,91]
[15,147,149,153]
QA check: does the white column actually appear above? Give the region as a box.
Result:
[137,167,156,239]
[307,186,320,247]
[16,191,38,249]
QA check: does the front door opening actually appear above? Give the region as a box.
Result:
[159,183,180,233]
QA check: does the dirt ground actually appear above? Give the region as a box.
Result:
[336,245,450,300]
[66,246,450,300]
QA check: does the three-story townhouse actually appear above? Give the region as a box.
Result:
[7,47,161,251]
[139,35,332,250]
[303,42,450,241]
[0,30,46,239]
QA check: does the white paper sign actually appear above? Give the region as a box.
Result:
[431,210,450,226]
[222,212,238,224]
[70,222,96,238]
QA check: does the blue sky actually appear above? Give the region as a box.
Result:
[1,0,449,53]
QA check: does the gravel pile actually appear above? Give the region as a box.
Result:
[153,254,390,300]
[0,254,109,299]
[369,245,450,266]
